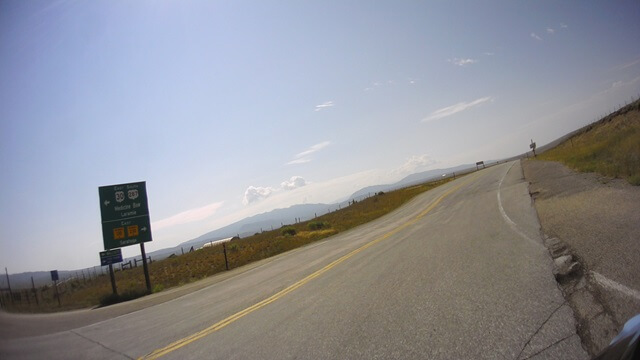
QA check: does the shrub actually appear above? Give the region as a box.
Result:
[99,293,120,307]
[227,243,239,252]
[281,226,297,236]
[308,221,329,231]
[98,289,148,307]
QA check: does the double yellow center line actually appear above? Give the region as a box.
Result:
[140,175,475,359]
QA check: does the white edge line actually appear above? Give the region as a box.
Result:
[497,162,541,248]
[591,271,640,301]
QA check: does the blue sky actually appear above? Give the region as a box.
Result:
[1,1,639,273]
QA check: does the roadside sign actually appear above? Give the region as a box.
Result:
[50,270,59,281]
[100,249,123,266]
[99,181,152,250]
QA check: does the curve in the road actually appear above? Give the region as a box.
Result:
[497,162,543,249]
[139,172,483,360]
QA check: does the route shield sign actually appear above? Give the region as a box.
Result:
[99,181,152,250]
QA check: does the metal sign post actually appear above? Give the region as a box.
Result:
[100,249,123,295]
[140,242,151,293]
[99,181,153,294]
[108,264,117,295]
[530,139,537,157]
[50,270,60,306]
[4,267,13,304]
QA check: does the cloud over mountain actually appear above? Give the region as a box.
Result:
[243,176,309,205]
[243,186,276,205]
[281,176,307,190]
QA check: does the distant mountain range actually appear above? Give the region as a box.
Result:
[185,203,332,245]
[3,163,476,289]
[349,164,474,200]
[135,164,476,262]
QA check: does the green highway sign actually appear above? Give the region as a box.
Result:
[99,181,152,250]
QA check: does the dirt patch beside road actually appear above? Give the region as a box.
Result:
[523,159,640,356]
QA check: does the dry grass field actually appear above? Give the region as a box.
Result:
[539,99,640,185]
[3,177,452,312]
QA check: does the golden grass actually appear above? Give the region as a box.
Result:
[3,177,452,312]
[539,100,640,185]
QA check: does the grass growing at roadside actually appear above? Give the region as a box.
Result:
[3,177,452,313]
[539,99,640,185]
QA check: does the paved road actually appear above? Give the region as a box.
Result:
[0,161,588,359]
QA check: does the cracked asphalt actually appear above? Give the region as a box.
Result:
[524,159,640,356]
[0,161,588,359]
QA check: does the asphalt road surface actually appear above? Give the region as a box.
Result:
[0,161,589,359]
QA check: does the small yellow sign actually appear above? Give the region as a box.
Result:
[127,225,139,237]
[113,227,125,240]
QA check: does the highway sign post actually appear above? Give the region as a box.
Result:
[50,270,61,306]
[100,249,122,296]
[530,139,537,157]
[99,181,152,293]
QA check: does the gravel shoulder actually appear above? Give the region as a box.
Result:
[523,159,640,356]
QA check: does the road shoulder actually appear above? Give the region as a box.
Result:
[522,159,640,357]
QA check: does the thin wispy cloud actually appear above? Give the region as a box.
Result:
[483,52,495,56]
[547,28,555,34]
[286,141,331,165]
[560,23,568,29]
[152,201,224,230]
[449,58,478,67]
[364,82,382,91]
[315,101,334,111]
[393,154,438,176]
[422,96,493,123]
[294,141,331,158]
[604,75,640,93]
[531,32,542,41]
[611,57,640,71]
[286,158,311,165]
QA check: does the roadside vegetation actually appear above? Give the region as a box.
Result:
[538,99,640,185]
[1,177,452,313]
